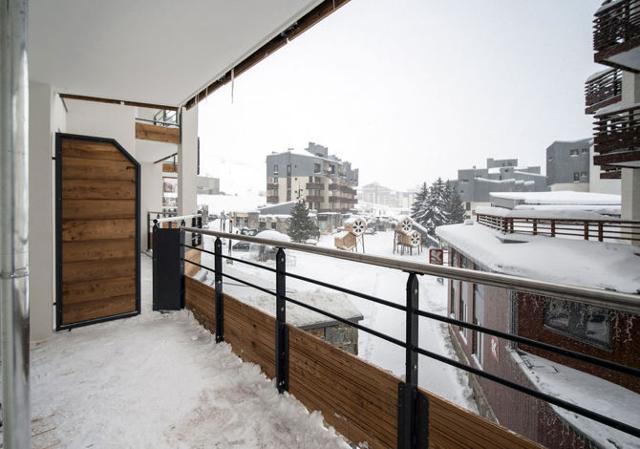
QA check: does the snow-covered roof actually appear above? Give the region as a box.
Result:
[436,222,640,294]
[474,206,607,220]
[513,170,546,178]
[518,351,640,449]
[514,204,621,216]
[490,191,621,205]
[255,230,291,242]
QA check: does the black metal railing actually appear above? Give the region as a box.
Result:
[148,213,202,251]
[170,228,639,448]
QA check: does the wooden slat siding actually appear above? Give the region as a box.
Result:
[184,248,201,278]
[62,200,136,220]
[62,239,135,263]
[62,295,135,325]
[135,122,180,144]
[183,277,543,449]
[63,257,135,283]
[62,219,135,242]
[62,179,136,200]
[62,277,136,304]
[58,135,138,327]
[424,389,544,449]
[288,326,397,449]
[184,277,216,332]
[61,156,136,181]
[162,162,177,173]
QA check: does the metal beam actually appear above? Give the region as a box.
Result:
[0,0,31,448]
[185,228,640,314]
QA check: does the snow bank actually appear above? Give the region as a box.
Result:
[475,205,608,220]
[490,191,621,205]
[519,352,640,449]
[436,222,640,294]
[255,229,291,242]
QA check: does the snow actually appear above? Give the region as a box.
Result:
[475,205,609,220]
[490,190,621,205]
[198,192,265,214]
[514,204,622,216]
[27,256,351,449]
[586,68,615,83]
[199,231,478,411]
[436,222,640,294]
[255,229,291,242]
[518,352,640,449]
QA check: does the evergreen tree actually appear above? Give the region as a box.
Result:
[287,201,319,243]
[411,179,449,244]
[410,182,429,223]
[444,181,466,225]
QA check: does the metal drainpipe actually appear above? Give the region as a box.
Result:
[1,0,31,448]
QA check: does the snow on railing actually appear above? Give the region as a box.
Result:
[476,212,640,243]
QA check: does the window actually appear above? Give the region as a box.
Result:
[569,149,579,157]
[581,171,587,178]
[286,164,291,176]
[573,172,580,181]
[314,163,321,174]
[273,164,279,175]
[544,299,612,348]
[272,177,278,184]
[465,202,471,211]
[581,148,589,154]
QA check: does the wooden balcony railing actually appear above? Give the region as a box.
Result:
[593,103,640,174]
[266,183,279,190]
[594,0,640,70]
[476,213,640,242]
[266,195,279,203]
[329,184,357,195]
[305,195,324,202]
[585,68,622,113]
[306,182,325,190]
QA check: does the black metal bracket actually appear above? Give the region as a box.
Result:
[398,384,429,449]
[275,248,289,393]
[214,237,224,343]
[398,272,428,449]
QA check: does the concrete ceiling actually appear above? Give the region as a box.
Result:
[28,0,322,106]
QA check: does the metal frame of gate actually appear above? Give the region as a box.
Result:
[54,133,141,330]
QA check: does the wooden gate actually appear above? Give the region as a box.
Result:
[55,134,140,329]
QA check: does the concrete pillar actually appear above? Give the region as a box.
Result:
[622,168,640,246]
[28,82,64,342]
[140,162,163,251]
[622,71,640,104]
[178,105,198,215]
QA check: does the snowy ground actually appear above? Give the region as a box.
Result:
[200,230,477,412]
[27,256,351,449]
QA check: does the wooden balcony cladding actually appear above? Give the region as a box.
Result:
[305,195,325,202]
[329,184,357,195]
[329,196,358,204]
[306,182,325,190]
[267,195,279,203]
[585,68,622,113]
[593,104,640,172]
[135,122,180,144]
[184,277,543,449]
[594,0,640,72]
[162,162,178,173]
[266,182,279,190]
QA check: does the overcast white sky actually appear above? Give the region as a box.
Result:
[199,0,602,194]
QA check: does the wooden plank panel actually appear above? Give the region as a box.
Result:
[62,179,135,200]
[62,156,135,181]
[62,219,135,242]
[62,200,135,220]
[184,277,216,332]
[135,122,180,144]
[184,248,201,278]
[61,139,125,161]
[62,276,135,305]
[62,257,135,283]
[62,239,135,262]
[61,295,136,325]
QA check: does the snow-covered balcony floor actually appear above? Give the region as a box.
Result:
[29,255,349,449]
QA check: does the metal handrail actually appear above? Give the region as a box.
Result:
[155,213,201,224]
[177,230,640,441]
[184,227,640,314]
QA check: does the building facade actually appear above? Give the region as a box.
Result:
[546,139,592,191]
[265,142,358,212]
[454,158,547,217]
[358,182,415,209]
[196,175,220,195]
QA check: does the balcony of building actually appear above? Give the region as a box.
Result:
[593,103,640,176]
[585,68,622,113]
[594,0,640,72]
[306,182,325,190]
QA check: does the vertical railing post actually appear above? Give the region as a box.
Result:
[551,220,556,237]
[584,221,589,240]
[398,273,428,449]
[275,248,289,393]
[533,218,538,236]
[598,222,604,242]
[214,237,224,343]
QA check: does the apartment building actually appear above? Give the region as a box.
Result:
[265,142,359,212]
[453,158,547,217]
[587,0,640,225]
[546,138,621,194]
[359,182,415,209]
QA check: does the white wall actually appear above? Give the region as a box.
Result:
[141,163,163,250]
[549,182,589,192]
[29,82,66,341]
[589,145,621,194]
[178,106,198,215]
[65,101,136,156]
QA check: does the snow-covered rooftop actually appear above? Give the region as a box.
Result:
[475,206,608,220]
[490,191,621,205]
[436,222,640,294]
[519,352,640,449]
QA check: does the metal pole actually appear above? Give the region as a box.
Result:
[275,248,288,393]
[0,0,31,448]
[214,237,224,342]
